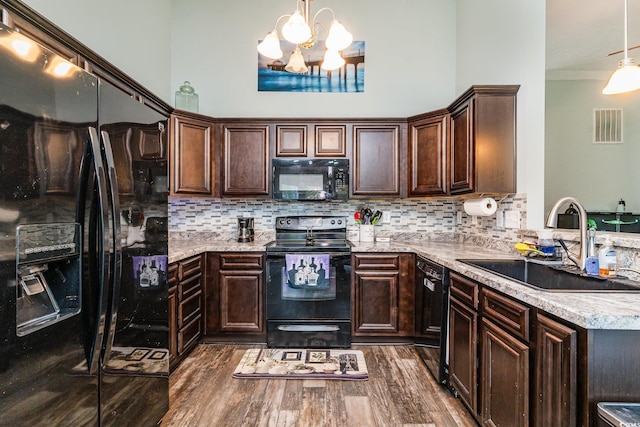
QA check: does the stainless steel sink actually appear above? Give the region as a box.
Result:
[458,258,640,292]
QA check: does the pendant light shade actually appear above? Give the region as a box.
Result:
[321,49,345,71]
[257,1,353,73]
[257,30,284,59]
[602,58,640,94]
[325,20,353,51]
[285,47,308,73]
[603,0,640,94]
[281,10,312,45]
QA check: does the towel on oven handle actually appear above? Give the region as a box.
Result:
[285,253,330,289]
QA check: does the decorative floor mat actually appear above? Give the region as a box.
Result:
[232,348,368,380]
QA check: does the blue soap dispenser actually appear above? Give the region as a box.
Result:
[585,228,599,275]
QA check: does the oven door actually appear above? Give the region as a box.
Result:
[266,253,351,320]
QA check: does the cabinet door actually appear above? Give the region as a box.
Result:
[408,114,448,196]
[171,115,214,196]
[352,125,401,196]
[449,99,474,194]
[223,124,269,196]
[533,314,577,427]
[218,270,264,332]
[353,270,400,334]
[275,125,307,157]
[315,125,346,157]
[448,297,478,413]
[480,318,529,427]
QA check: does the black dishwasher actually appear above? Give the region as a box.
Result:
[415,256,450,387]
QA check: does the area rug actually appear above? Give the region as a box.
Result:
[232,348,368,380]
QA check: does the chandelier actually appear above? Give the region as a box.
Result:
[602,0,640,94]
[257,0,353,74]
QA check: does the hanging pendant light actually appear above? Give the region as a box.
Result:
[257,30,284,59]
[603,0,640,94]
[285,47,308,73]
[321,49,345,71]
[257,0,353,73]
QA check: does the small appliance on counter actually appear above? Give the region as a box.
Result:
[237,217,255,242]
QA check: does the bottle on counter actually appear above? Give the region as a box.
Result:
[537,229,555,256]
[598,238,617,278]
[585,228,599,276]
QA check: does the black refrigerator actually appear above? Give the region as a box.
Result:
[0,22,169,426]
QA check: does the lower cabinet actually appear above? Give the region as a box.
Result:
[168,254,203,371]
[448,273,479,414]
[204,252,265,341]
[448,271,578,427]
[352,253,414,341]
[533,313,576,427]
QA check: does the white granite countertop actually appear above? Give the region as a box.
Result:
[169,239,640,330]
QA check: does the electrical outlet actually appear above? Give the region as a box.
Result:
[496,210,505,228]
[504,210,521,229]
[382,211,391,224]
[456,211,463,225]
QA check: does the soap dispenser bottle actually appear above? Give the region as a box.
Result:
[598,238,617,278]
[585,229,599,275]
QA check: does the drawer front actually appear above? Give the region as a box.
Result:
[178,315,201,355]
[179,255,202,280]
[481,288,530,342]
[179,290,202,328]
[450,272,478,309]
[353,254,400,271]
[220,253,263,270]
[179,272,202,300]
[168,262,179,287]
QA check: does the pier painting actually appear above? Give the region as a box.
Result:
[258,40,365,93]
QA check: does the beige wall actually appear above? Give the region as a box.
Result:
[18,0,547,229]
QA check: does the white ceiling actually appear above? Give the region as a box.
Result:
[546,0,640,79]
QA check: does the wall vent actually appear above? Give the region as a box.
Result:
[593,108,623,144]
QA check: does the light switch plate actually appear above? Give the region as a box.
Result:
[382,211,391,224]
[456,211,463,225]
[496,210,504,228]
[504,210,521,229]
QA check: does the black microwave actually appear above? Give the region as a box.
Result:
[272,158,349,201]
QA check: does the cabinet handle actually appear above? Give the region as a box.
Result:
[277,325,340,332]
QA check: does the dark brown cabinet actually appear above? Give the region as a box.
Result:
[170,113,216,196]
[352,124,403,197]
[408,110,449,196]
[352,253,414,340]
[315,125,346,157]
[480,288,530,427]
[533,313,576,427]
[221,124,270,197]
[204,253,265,341]
[447,85,519,195]
[448,272,479,414]
[168,255,203,371]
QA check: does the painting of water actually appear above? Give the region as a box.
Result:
[258,40,365,93]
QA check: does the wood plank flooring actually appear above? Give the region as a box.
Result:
[163,344,477,427]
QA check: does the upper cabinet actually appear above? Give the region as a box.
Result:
[352,123,404,198]
[447,85,519,195]
[408,110,449,197]
[170,112,217,197]
[220,123,270,197]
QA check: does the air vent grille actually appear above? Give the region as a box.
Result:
[593,108,623,144]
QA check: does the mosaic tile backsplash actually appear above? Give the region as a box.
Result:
[169,193,528,245]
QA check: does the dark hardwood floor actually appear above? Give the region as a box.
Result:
[163,344,477,427]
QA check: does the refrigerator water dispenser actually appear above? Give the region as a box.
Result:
[16,223,81,336]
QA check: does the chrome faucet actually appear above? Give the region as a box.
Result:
[545,197,588,270]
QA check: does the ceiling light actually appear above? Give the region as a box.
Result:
[603,0,640,94]
[257,0,353,74]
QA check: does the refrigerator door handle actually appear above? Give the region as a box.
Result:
[86,127,112,375]
[99,130,122,361]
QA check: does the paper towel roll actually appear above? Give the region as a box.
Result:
[464,198,498,216]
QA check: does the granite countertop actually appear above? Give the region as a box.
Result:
[169,238,640,331]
